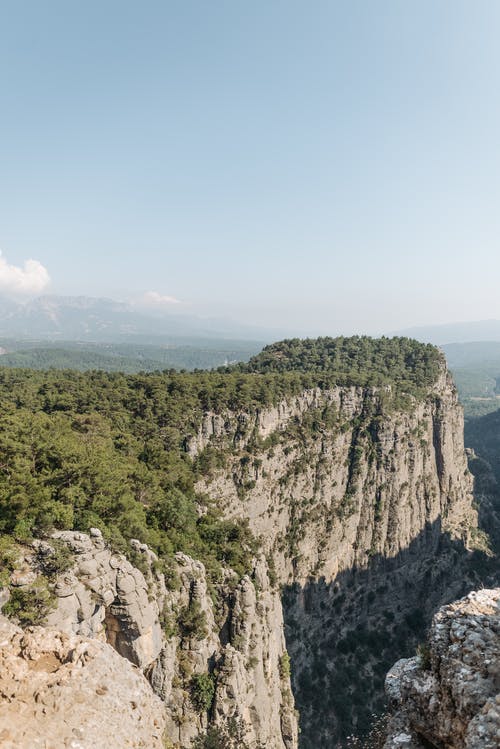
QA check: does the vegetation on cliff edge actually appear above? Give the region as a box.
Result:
[0,337,441,584]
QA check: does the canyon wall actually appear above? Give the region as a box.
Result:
[193,371,475,583]
[1,360,490,748]
[192,367,484,744]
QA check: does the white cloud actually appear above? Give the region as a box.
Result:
[141,290,181,306]
[0,251,50,295]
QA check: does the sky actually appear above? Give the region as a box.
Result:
[1,1,500,336]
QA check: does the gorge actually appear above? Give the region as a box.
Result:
[0,337,497,748]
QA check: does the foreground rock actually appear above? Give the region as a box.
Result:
[5,532,298,749]
[0,615,165,749]
[44,528,163,668]
[384,588,500,749]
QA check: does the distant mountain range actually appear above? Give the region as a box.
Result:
[394,320,500,345]
[5,296,500,352]
[0,295,275,343]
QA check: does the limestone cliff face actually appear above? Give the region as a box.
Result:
[194,370,475,586]
[191,366,482,745]
[3,531,297,749]
[43,529,163,668]
[384,588,500,749]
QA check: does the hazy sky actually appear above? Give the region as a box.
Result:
[1,1,500,335]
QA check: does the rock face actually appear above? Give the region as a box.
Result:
[0,614,165,749]
[195,371,475,584]
[213,560,298,749]
[148,553,298,749]
[193,367,483,744]
[5,533,297,749]
[42,529,163,668]
[384,588,500,749]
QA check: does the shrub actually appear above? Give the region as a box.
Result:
[178,600,208,640]
[3,578,56,625]
[190,672,216,713]
[35,539,74,578]
[416,643,431,670]
[191,718,251,749]
[279,651,291,680]
[0,535,20,586]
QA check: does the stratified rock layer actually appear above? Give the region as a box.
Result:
[385,588,500,749]
[0,615,165,749]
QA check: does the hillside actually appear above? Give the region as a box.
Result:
[0,339,262,373]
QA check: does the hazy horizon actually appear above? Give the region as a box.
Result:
[3,291,500,345]
[2,2,500,335]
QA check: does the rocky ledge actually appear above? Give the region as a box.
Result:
[384,588,500,749]
[1,530,298,749]
[0,615,165,749]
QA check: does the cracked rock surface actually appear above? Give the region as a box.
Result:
[0,615,165,749]
[384,588,500,749]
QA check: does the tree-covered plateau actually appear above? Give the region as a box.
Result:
[0,336,441,584]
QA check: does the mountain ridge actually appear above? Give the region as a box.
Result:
[0,294,281,343]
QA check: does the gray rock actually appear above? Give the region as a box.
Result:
[38,530,164,669]
[384,588,500,749]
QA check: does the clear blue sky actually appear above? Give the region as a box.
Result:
[1,1,500,335]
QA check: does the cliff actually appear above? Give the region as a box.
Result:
[1,529,297,749]
[190,367,483,744]
[194,369,476,584]
[0,340,491,747]
[384,588,500,749]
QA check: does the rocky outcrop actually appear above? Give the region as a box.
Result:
[4,532,297,749]
[384,588,500,749]
[39,528,163,668]
[0,614,165,749]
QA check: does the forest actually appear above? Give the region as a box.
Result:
[0,337,442,587]
[0,338,263,373]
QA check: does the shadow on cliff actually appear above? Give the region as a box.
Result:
[281,518,498,749]
[467,460,500,560]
